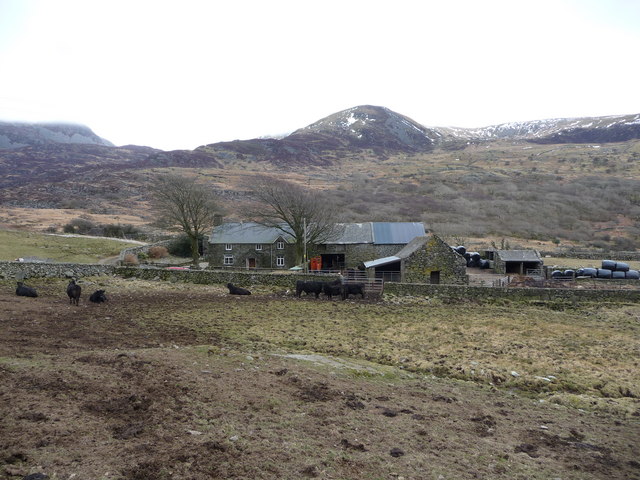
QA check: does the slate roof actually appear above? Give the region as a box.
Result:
[209,222,294,244]
[211,222,426,246]
[495,250,542,262]
[329,222,425,245]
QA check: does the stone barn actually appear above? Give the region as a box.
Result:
[492,250,543,275]
[363,234,468,284]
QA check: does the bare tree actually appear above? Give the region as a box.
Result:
[149,174,220,265]
[242,175,343,265]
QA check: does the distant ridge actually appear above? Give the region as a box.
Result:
[0,121,114,149]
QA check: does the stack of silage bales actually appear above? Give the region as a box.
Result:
[575,260,639,279]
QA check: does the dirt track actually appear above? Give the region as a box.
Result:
[1,281,639,480]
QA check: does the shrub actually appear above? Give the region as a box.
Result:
[123,253,139,265]
[167,235,193,257]
[148,246,169,259]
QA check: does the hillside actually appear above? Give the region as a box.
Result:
[0,121,114,149]
[1,106,640,250]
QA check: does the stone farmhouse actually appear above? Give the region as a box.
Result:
[206,221,426,270]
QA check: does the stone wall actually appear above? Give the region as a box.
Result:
[403,235,468,285]
[0,261,114,280]
[119,240,172,263]
[115,266,339,289]
[384,282,640,303]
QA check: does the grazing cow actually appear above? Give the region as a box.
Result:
[16,281,38,297]
[295,280,324,298]
[227,283,251,295]
[342,283,365,300]
[89,289,108,303]
[322,279,343,300]
[67,279,82,305]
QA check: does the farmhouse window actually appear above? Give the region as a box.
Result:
[255,244,263,251]
[225,244,233,251]
[276,241,285,250]
[223,255,234,265]
[276,255,285,267]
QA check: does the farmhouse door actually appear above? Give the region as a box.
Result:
[247,258,256,269]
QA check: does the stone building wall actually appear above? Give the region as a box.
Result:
[403,235,468,285]
[207,243,297,270]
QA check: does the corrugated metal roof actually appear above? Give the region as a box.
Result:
[372,222,425,244]
[363,256,401,268]
[209,222,294,244]
[496,250,542,262]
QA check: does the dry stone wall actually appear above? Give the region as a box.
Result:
[0,261,114,280]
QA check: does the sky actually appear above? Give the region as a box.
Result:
[1,0,640,151]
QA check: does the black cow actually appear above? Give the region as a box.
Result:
[342,283,365,300]
[322,279,343,300]
[295,280,324,298]
[89,289,108,303]
[16,281,38,298]
[67,279,81,306]
[227,283,251,295]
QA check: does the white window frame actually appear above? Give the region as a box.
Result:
[276,241,285,250]
[225,243,233,251]
[223,254,234,265]
[276,255,285,267]
[255,244,263,251]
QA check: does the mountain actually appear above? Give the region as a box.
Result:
[0,121,114,149]
[436,113,640,144]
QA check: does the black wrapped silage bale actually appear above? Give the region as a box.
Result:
[625,270,640,280]
[575,268,585,277]
[615,261,630,272]
[581,268,598,278]
[551,270,563,279]
[479,259,490,269]
[563,269,575,278]
[601,260,616,270]
[455,246,467,256]
[597,268,612,279]
[612,271,626,279]
[466,252,481,268]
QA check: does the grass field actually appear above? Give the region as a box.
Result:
[0,229,143,263]
[1,277,638,479]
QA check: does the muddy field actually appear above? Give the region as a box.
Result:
[1,278,639,480]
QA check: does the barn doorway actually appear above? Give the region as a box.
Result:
[320,253,345,271]
[246,258,256,269]
[430,271,441,284]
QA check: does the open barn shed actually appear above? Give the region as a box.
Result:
[493,250,543,275]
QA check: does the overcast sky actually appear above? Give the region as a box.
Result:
[1,0,639,151]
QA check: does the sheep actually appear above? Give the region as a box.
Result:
[295,280,324,298]
[227,283,251,295]
[322,279,343,300]
[342,283,365,300]
[67,279,81,306]
[89,289,108,303]
[16,281,38,298]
